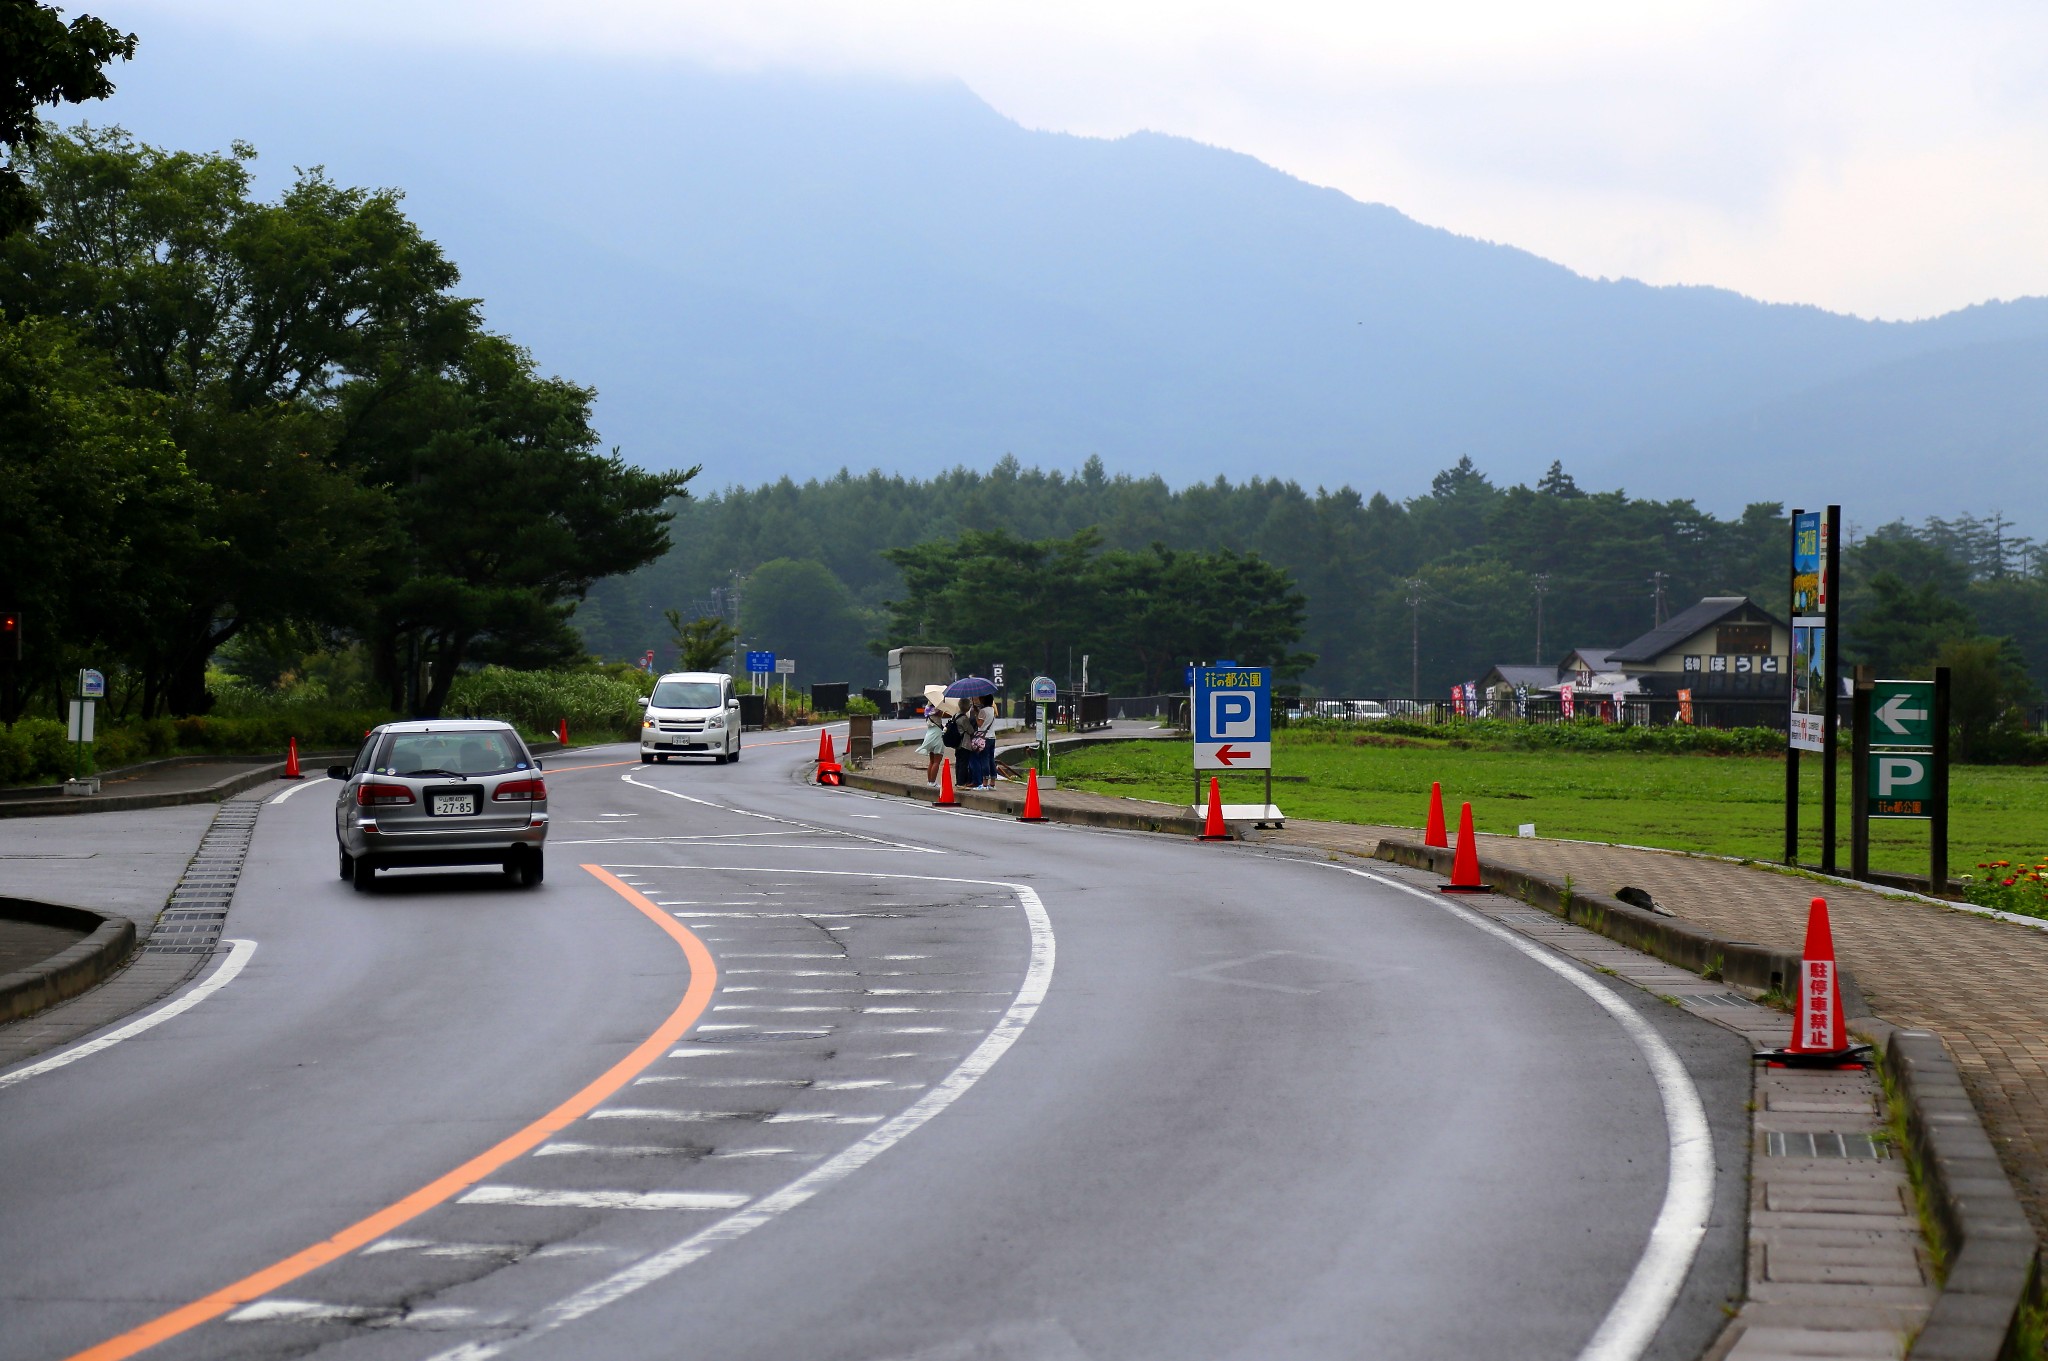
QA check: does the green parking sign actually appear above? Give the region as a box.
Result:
[1867,750,1933,818]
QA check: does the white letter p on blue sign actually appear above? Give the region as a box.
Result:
[1212,693,1255,736]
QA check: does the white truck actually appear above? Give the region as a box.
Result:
[886,647,956,715]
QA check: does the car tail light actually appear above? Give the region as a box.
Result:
[356,782,415,807]
[493,778,546,802]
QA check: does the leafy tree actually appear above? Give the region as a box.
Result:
[0,2,133,234]
[343,331,691,714]
[1934,636,2036,762]
[739,558,877,686]
[1846,571,1975,675]
[667,612,737,673]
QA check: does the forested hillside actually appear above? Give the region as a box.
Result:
[579,458,2048,699]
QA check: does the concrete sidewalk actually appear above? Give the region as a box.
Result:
[867,733,2048,1249]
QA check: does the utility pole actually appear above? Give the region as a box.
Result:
[1406,578,1424,699]
[1649,571,1668,627]
[1531,573,1550,664]
[728,570,745,681]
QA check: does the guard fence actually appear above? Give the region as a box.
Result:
[1105,693,1794,732]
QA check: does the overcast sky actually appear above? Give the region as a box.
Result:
[94,1,2048,321]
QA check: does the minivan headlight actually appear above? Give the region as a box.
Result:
[704,714,725,729]
[643,719,656,729]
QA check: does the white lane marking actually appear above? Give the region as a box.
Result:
[362,1238,434,1255]
[0,938,258,1090]
[620,769,940,855]
[590,1108,755,1122]
[708,1147,810,1160]
[662,1048,742,1059]
[267,780,323,805]
[1323,865,1712,1361]
[718,986,859,994]
[456,1187,749,1211]
[229,1300,508,1327]
[534,1142,689,1158]
[691,1025,833,1035]
[711,1005,851,1013]
[765,1113,886,1125]
[423,877,1054,1361]
[718,953,845,959]
[634,1075,807,1088]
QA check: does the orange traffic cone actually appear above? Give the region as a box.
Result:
[281,737,304,780]
[936,756,957,806]
[1019,768,1046,822]
[816,727,836,764]
[1199,776,1229,841]
[815,731,843,787]
[557,719,569,747]
[1760,898,1869,1068]
[1424,781,1448,848]
[1439,802,1492,893]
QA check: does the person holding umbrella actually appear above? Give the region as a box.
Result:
[917,685,957,787]
[944,676,999,789]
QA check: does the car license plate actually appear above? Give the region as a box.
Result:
[431,792,476,816]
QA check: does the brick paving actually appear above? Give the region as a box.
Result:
[874,731,2048,1246]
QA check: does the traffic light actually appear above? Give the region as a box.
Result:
[0,609,18,662]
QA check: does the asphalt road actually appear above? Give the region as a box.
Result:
[0,725,1750,1361]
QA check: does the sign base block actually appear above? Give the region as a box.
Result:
[1438,883,1493,894]
[1186,802,1285,828]
[1754,1045,1871,1070]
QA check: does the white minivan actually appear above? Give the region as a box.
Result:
[639,671,742,763]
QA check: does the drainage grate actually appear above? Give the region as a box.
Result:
[1685,993,1750,1008]
[143,796,262,954]
[1766,1131,1884,1159]
[1497,912,1562,927]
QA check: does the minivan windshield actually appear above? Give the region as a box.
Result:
[650,680,723,709]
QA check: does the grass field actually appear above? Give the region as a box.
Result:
[1054,730,2046,883]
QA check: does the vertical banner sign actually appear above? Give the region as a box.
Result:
[1559,682,1575,719]
[1448,684,1463,716]
[1463,681,1478,715]
[991,663,1005,690]
[1801,957,1839,1051]
[1677,688,1693,725]
[1790,511,1827,752]
[1193,666,1271,770]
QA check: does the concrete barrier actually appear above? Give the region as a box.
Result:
[0,898,137,1022]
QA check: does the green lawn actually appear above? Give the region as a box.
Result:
[1055,731,2046,881]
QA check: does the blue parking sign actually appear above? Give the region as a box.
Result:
[1193,666,1270,770]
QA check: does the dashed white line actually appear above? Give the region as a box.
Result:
[456,1186,749,1211]
[422,875,1054,1361]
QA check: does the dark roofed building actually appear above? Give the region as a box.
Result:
[1609,596,1791,722]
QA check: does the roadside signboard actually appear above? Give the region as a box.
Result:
[78,668,105,699]
[991,663,1006,690]
[1789,510,1828,752]
[1868,679,1934,746]
[1867,751,1933,817]
[774,658,796,674]
[1029,675,1058,703]
[745,650,774,675]
[1193,665,1271,771]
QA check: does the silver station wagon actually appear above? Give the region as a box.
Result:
[330,720,549,891]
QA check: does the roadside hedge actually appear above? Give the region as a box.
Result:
[445,666,653,742]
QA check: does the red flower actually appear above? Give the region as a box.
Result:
[2002,878,2017,887]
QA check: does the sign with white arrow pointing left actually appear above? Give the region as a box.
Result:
[1869,679,1935,747]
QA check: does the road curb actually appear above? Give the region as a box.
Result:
[1371,837,2040,1360]
[0,898,138,1023]
[0,759,306,819]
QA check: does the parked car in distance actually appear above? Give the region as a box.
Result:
[639,671,742,763]
[331,720,548,891]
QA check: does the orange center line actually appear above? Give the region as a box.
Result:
[67,866,717,1361]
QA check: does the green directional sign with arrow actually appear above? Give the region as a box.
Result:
[1868,679,1934,747]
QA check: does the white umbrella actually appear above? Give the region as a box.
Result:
[923,684,961,715]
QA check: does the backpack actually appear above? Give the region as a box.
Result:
[941,716,963,748]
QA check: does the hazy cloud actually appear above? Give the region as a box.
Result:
[95,0,2048,318]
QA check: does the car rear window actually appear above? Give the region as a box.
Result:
[650,680,723,708]
[375,730,526,777]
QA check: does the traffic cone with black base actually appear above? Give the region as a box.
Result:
[1439,802,1492,892]
[281,737,304,780]
[1424,781,1448,848]
[1757,898,1871,1069]
[815,731,843,787]
[1019,768,1047,822]
[936,757,957,806]
[1199,777,1229,841]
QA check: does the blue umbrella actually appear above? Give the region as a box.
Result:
[944,676,998,698]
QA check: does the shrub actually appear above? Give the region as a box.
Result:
[445,666,649,741]
[1960,858,2048,920]
[844,695,880,717]
[1284,715,1784,756]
